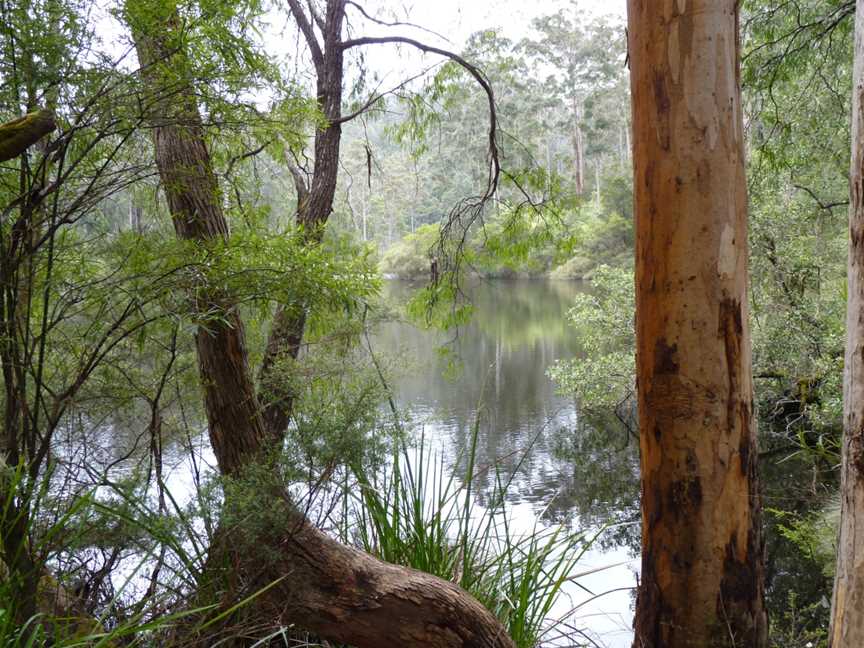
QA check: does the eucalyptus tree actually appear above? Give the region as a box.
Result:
[830,2,864,644]
[628,1,767,646]
[520,7,629,197]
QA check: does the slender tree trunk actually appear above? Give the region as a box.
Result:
[594,159,601,206]
[572,99,585,195]
[131,8,266,476]
[829,3,864,645]
[258,0,347,439]
[628,2,767,647]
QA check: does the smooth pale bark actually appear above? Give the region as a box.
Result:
[127,3,514,646]
[572,99,585,195]
[0,110,55,162]
[830,2,864,645]
[628,2,767,646]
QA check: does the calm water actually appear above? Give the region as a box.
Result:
[374,280,639,648]
[85,278,639,647]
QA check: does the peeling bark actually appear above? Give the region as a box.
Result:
[627,2,767,646]
[829,2,864,646]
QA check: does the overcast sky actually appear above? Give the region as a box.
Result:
[326,0,628,93]
[372,0,627,44]
[93,0,628,104]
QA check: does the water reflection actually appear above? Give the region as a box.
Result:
[66,279,640,646]
[374,279,639,647]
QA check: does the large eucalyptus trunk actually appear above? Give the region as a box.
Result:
[126,3,514,646]
[627,2,767,646]
[829,2,864,645]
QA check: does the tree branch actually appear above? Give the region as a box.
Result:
[0,110,56,162]
[344,1,451,43]
[792,183,849,211]
[286,0,324,73]
[287,161,310,212]
[340,35,499,195]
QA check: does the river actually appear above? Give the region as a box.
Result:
[373,280,639,648]
[92,278,639,647]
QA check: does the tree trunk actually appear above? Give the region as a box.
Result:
[127,3,515,646]
[197,509,514,648]
[131,11,266,476]
[572,99,585,195]
[628,2,767,647]
[829,2,864,645]
[257,0,347,440]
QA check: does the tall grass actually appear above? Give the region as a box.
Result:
[348,424,594,648]
[0,460,216,647]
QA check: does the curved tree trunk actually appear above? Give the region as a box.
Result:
[628,2,767,646]
[201,510,513,648]
[125,3,514,647]
[829,2,864,646]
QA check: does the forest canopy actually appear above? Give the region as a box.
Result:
[0,1,861,647]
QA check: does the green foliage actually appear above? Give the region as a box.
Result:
[0,459,213,646]
[768,590,830,648]
[770,503,840,579]
[548,265,634,412]
[379,223,441,280]
[348,425,593,648]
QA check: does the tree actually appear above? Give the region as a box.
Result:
[125,1,514,646]
[0,0,170,629]
[829,2,864,645]
[628,2,767,646]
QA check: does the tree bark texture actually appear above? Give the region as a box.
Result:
[200,509,514,648]
[829,2,864,645]
[127,3,515,646]
[0,110,56,162]
[130,7,266,477]
[628,2,767,646]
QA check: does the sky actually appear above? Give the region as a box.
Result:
[330,0,628,98]
[94,0,628,90]
[375,0,627,44]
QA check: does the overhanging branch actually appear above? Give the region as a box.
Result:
[286,0,324,73]
[0,110,56,162]
[340,34,500,198]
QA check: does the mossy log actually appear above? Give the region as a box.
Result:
[0,109,56,162]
